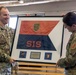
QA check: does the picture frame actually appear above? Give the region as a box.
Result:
[11,16,63,63]
[62,28,71,58]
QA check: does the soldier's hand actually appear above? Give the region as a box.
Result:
[9,58,14,64]
[56,60,60,67]
[56,59,62,67]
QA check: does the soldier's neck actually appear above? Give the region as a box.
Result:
[0,21,5,27]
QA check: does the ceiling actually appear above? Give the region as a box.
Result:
[0,0,73,2]
[0,0,73,7]
[0,0,18,1]
[0,0,72,1]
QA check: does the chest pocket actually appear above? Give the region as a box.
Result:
[0,33,7,45]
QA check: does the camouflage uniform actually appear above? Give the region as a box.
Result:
[0,25,14,75]
[57,33,76,75]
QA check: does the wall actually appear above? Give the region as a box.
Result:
[7,1,76,16]
[7,0,76,57]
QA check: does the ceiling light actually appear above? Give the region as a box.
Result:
[0,1,17,4]
[19,0,24,3]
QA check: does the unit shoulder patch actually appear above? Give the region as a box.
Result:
[71,43,76,49]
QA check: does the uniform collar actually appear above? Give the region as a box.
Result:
[0,25,6,30]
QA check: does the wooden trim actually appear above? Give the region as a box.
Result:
[13,62,64,75]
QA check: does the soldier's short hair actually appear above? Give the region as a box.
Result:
[0,6,7,14]
[63,12,76,26]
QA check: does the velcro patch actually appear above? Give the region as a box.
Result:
[71,43,76,49]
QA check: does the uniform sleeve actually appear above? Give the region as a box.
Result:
[0,49,10,62]
[0,26,13,63]
[9,28,15,46]
[57,35,76,68]
[6,26,14,44]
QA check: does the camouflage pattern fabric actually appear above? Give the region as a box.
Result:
[0,67,11,75]
[57,33,76,75]
[0,25,14,74]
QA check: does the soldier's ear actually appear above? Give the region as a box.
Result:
[72,24,76,28]
[72,24,76,31]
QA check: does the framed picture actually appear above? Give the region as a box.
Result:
[11,16,63,63]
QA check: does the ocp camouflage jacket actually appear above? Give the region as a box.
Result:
[0,25,14,69]
[57,32,76,75]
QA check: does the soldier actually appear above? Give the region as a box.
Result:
[0,6,15,75]
[56,12,76,75]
